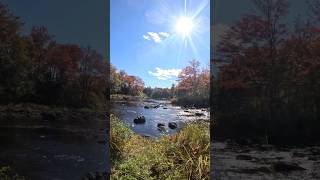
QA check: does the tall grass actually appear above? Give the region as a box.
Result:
[110,114,210,180]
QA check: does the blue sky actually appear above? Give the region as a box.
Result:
[111,0,210,88]
[2,0,107,57]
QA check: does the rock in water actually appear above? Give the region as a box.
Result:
[158,126,166,132]
[195,112,205,116]
[134,116,146,124]
[157,123,165,127]
[168,122,178,129]
[144,106,150,109]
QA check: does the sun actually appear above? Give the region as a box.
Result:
[175,16,194,37]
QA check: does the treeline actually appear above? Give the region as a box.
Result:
[173,60,210,108]
[110,65,144,96]
[143,86,174,99]
[0,4,108,108]
[144,60,210,107]
[212,0,320,145]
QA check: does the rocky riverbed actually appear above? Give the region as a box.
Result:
[211,141,320,179]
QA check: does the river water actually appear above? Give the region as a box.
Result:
[0,108,108,180]
[111,99,210,138]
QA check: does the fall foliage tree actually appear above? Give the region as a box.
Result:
[213,0,320,144]
[0,3,108,108]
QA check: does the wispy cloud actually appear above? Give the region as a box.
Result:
[142,32,170,43]
[148,67,181,80]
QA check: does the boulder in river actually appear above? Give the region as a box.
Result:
[168,122,178,129]
[134,116,146,124]
[144,106,150,109]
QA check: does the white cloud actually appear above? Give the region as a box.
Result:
[142,32,170,43]
[143,35,151,40]
[148,67,181,80]
[147,32,161,43]
[159,32,170,38]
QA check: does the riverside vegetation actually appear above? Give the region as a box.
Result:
[0,3,108,179]
[110,114,210,180]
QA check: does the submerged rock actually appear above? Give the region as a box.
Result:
[168,122,178,129]
[134,116,146,124]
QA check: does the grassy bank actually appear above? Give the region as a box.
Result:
[110,114,210,180]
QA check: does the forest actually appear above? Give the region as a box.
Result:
[110,59,210,108]
[0,3,108,109]
[212,0,320,145]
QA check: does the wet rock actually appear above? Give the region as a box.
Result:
[195,112,204,116]
[168,122,178,129]
[158,126,166,132]
[144,106,150,109]
[271,161,306,172]
[134,116,146,124]
[184,110,190,113]
[163,107,168,109]
[153,104,160,108]
[157,123,165,127]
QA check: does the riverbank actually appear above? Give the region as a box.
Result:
[110,114,210,179]
[0,103,108,179]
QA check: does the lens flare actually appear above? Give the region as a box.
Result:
[175,16,194,37]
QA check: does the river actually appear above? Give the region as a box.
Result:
[0,106,108,180]
[111,98,210,138]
